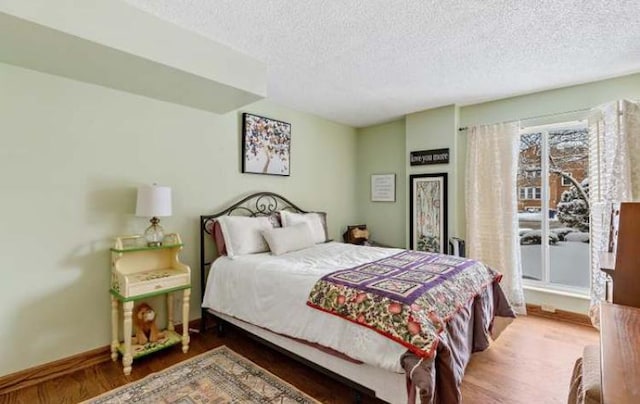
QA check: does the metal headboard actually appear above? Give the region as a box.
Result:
[199,191,308,330]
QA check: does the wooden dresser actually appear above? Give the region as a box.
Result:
[600,202,640,307]
[600,302,640,403]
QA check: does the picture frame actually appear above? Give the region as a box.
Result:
[370,173,396,202]
[242,113,291,176]
[409,173,448,253]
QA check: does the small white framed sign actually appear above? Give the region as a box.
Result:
[371,174,396,202]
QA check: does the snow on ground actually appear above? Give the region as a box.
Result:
[518,212,559,222]
[520,229,559,245]
[519,228,533,236]
[520,241,590,289]
[565,232,589,242]
[518,212,543,221]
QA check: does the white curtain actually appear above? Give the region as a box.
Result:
[588,99,640,326]
[466,123,526,314]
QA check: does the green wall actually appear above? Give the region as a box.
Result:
[0,63,358,377]
[356,119,406,247]
[406,105,464,242]
[460,72,640,127]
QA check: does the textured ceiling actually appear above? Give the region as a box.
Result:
[123,0,640,127]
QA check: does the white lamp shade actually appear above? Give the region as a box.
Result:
[136,185,172,217]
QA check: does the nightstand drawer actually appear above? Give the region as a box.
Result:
[117,267,190,298]
[127,273,189,296]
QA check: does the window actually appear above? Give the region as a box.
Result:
[519,187,541,200]
[527,169,541,178]
[518,123,590,294]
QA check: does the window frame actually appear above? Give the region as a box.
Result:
[518,121,590,297]
[534,187,541,199]
[519,186,542,200]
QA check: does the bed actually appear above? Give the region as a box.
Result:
[199,192,515,404]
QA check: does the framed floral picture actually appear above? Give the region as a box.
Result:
[409,173,448,253]
[242,113,291,176]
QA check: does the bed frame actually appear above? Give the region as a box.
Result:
[199,191,308,331]
[199,192,407,404]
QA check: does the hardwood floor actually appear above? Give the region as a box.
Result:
[462,315,597,404]
[1,315,597,404]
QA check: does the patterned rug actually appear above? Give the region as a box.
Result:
[83,346,320,403]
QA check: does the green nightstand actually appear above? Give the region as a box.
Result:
[110,233,191,375]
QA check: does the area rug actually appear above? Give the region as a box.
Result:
[83,346,320,403]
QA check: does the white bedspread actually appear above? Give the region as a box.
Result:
[202,242,407,372]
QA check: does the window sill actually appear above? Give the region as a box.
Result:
[523,284,590,300]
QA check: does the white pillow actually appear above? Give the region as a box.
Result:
[279,211,327,244]
[262,224,315,255]
[216,216,272,258]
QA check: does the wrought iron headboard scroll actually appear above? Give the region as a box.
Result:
[201,192,307,237]
[199,192,308,330]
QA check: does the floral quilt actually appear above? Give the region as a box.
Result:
[306,250,502,358]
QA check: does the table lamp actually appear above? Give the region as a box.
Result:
[136,183,172,247]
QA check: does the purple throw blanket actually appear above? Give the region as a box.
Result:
[307,250,502,358]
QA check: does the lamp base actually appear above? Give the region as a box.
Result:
[144,217,165,247]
